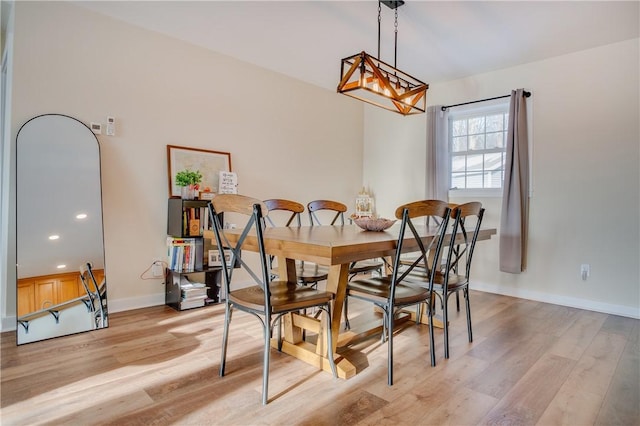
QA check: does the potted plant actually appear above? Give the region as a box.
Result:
[175,169,202,200]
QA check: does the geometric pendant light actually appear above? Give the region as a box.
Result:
[337,1,428,115]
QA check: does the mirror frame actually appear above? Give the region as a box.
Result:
[15,113,107,345]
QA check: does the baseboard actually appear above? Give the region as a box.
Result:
[4,284,635,332]
[2,315,16,332]
[471,280,640,319]
[107,293,166,313]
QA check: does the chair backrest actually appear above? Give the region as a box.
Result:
[307,200,347,226]
[262,199,304,274]
[79,262,107,328]
[263,199,304,228]
[447,202,485,280]
[209,194,271,305]
[390,200,452,301]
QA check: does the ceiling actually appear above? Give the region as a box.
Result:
[76,1,639,91]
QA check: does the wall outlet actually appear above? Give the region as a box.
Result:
[151,261,164,277]
[580,264,590,281]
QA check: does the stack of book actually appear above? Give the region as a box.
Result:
[167,237,204,272]
[180,276,209,310]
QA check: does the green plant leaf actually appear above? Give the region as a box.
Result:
[175,169,202,186]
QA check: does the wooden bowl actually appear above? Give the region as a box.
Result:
[353,217,396,232]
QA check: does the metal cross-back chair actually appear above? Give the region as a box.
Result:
[430,201,485,359]
[307,199,385,281]
[209,194,337,405]
[345,200,452,384]
[263,198,329,288]
[79,262,107,329]
[400,202,467,309]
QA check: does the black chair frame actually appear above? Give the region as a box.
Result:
[209,197,337,404]
[346,201,452,385]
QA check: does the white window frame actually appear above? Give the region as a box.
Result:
[448,100,510,198]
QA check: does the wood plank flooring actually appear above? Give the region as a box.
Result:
[1,291,638,425]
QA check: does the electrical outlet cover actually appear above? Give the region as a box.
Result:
[152,262,164,277]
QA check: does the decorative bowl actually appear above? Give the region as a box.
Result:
[353,217,396,232]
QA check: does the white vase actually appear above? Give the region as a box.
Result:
[181,185,195,200]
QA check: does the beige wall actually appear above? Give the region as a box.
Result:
[4,1,363,318]
[365,38,640,317]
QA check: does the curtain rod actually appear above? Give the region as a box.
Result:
[441,90,531,111]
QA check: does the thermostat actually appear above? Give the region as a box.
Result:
[106,116,116,136]
[90,122,102,135]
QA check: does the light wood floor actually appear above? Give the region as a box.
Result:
[1,290,638,425]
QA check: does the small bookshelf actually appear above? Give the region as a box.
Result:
[165,198,221,311]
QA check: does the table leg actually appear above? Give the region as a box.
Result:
[274,258,356,379]
[325,263,350,351]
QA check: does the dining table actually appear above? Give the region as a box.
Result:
[205,223,496,379]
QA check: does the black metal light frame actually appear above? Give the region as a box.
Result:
[337,1,428,115]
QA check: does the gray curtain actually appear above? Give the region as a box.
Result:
[500,89,529,273]
[426,105,449,201]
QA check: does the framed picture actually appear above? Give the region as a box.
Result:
[208,249,232,267]
[167,145,232,198]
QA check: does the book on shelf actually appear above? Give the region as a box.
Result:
[179,275,205,287]
[182,285,207,294]
[177,276,209,309]
[182,206,210,237]
[180,275,208,299]
[180,298,205,310]
[166,237,204,272]
[182,287,208,299]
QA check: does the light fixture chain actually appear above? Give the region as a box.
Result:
[377,1,382,60]
[394,7,398,68]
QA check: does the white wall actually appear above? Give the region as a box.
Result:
[0,0,15,331]
[363,108,427,215]
[2,1,364,327]
[366,38,640,317]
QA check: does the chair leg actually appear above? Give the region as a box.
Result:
[277,315,283,351]
[443,292,450,359]
[428,297,436,367]
[464,287,473,343]
[343,297,351,330]
[387,307,394,386]
[262,313,271,405]
[324,304,338,379]
[220,303,232,377]
[456,291,460,311]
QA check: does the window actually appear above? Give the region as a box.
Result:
[449,103,509,191]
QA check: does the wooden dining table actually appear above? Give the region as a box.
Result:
[205,223,496,379]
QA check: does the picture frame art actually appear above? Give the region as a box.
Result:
[208,249,232,267]
[167,145,232,198]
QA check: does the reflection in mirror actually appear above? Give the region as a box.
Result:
[16,114,107,345]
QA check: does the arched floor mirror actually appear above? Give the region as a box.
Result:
[16,114,107,345]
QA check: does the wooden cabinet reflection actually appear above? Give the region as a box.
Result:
[17,270,105,316]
